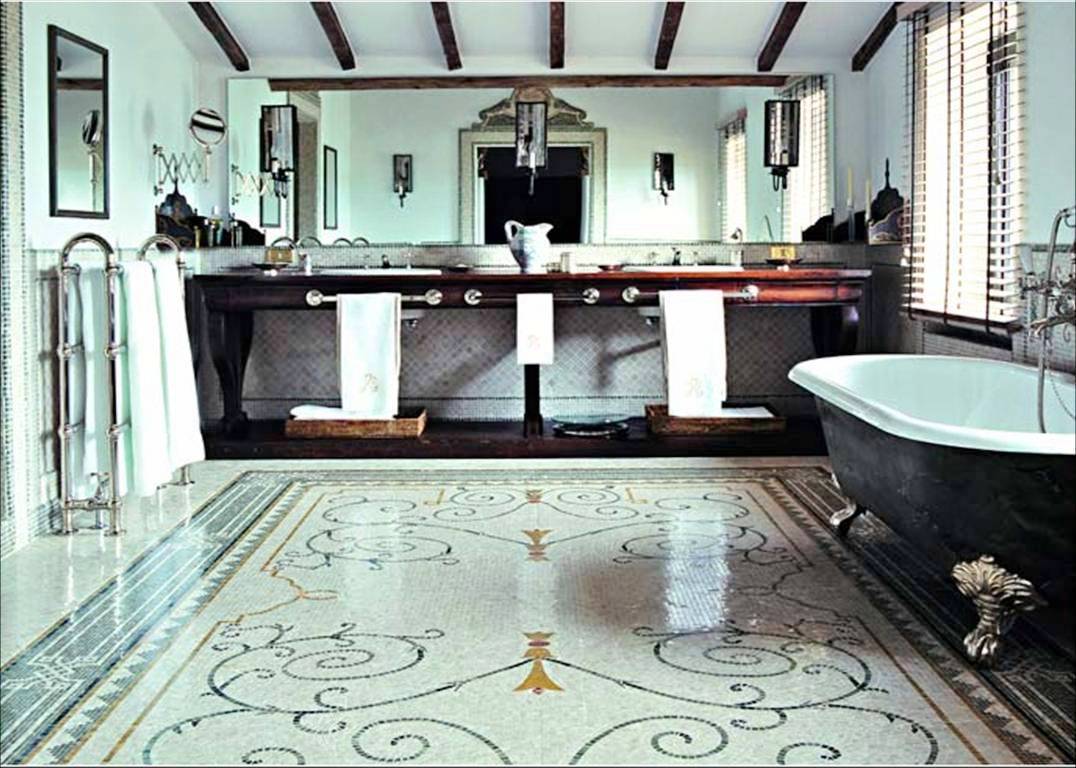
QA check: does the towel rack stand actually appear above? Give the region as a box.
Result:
[56,233,193,536]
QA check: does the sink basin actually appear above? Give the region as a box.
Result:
[319,268,442,276]
[622,265,744,273]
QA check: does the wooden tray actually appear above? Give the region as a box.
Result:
[285,408,427,439]
[645,404,786,436]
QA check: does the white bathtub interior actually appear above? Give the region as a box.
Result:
[789,355,1076,454]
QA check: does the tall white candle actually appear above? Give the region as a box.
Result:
[846,166,853,208]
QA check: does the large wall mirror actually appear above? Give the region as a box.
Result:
[48,25,109,218]
[227,76,835,246]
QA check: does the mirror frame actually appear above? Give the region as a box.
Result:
[48,24,109,219]
[323,145,338,230]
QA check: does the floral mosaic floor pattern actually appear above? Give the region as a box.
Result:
[1,465,1062,765]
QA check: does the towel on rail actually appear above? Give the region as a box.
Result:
[336,293,401,419]
[65,277,91,499]
[79,265,132,497]
[122,261,172,496]
[516,294,555,365]
[659,290,728,417]
[150,256,204,471]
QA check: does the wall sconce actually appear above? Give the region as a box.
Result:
[393,154,413,208]
[653,153,674,205]
[260,105,298,197]
[515,101,547,196]
[764,99,800,191]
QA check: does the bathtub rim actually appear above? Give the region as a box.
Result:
[789,354,1076,455]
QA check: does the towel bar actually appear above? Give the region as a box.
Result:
[56,232,195,536]
[304,285,761,308]
[306,288,444,307]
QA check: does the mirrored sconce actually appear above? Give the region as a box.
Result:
[515,101,548,195]
[260,104,298,197]
[653,153,674,205]
[393,154,412,208]
[764,99,800,191]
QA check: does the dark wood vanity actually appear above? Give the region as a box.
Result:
[193,266,870,458]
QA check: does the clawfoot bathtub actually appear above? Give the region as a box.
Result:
[790,354,1074,666]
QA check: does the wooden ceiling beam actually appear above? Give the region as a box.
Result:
[757,2,806,72]
[851,3,898,71]
[188,2,250,72]
[654,2,685,71]
[269,74,789,92]
[430,2,462,71]
[549,2,565,70]
[311,2,356,71]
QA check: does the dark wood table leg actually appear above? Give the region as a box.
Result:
[810,304,860,357]
[207,310,255,435]
[185,279,204,376]
[523,364,543,437]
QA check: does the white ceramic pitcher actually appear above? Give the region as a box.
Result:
[504,221,552,274]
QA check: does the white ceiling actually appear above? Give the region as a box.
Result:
[155,1,893,76]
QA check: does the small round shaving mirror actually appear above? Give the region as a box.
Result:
[189,108,227,179]
[81,109,102,148]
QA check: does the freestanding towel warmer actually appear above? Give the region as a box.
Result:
[56,232,194,536]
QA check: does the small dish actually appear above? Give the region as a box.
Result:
[598,264,623,272]
[444,264,470,273]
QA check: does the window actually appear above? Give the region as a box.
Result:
[905,2,1024,326]
[718,111,747,240]
[780,75,830,242]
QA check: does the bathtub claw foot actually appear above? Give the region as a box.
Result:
[830,502,866,538]
[952,555,1046,666]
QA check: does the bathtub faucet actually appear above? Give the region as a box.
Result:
[1029,275,1075,336]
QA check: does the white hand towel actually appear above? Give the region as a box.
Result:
[660,290,728,417]
[150,257,205,471]
[65,276,91,499]
[122,262,172,496]
[516,294,555,365]
[79,265,131,498]
[338,293,400,419]
[291,405,376,420]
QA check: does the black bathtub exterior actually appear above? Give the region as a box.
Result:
[816,399,1075,602]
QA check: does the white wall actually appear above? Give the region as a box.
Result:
[22,2,207,249]
[1024,1,1076,242]
[863,1,1076,244]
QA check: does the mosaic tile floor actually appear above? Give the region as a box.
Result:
[0,462,1066,765]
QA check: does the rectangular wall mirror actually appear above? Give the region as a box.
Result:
[323,145,338,229]
[48,24,108,218]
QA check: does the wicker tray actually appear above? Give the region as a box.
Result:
[285,408,427,439]
[645,404,786,435]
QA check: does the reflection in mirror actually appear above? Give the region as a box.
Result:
[260,188,281,228]
[227,76,837,245]
[324,146,338,229]
[49,25,108,218]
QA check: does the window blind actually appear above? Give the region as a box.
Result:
[719,111,747,240]
[780,75,830,242]
[905,2,1024,327]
